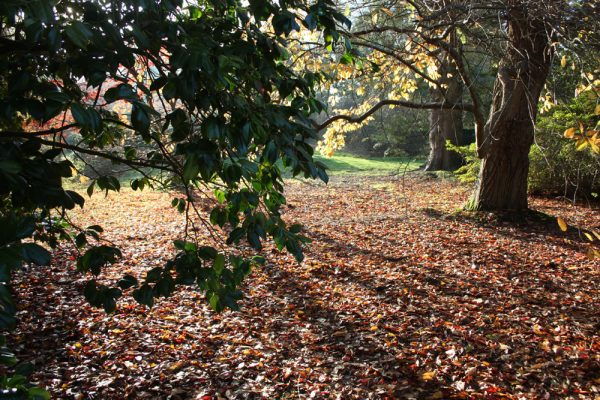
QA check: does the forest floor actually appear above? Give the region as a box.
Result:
[10,171,600,399]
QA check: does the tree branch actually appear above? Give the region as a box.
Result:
[0,118,136,138]
[0,136,173,172]
[0,124,80,137]
[423,36,487,149]
[349,38,442,88]
[313,99,474,131]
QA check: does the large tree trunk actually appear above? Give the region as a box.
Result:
[471,6,551,211]
[425,38,464,171]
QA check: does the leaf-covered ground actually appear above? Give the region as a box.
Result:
[11,174,600,399]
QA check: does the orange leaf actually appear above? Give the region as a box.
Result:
[564,127,576,138]
[381,7,394,16]
[422,371,436,381]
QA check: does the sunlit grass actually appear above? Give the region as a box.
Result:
[313,152,424,176]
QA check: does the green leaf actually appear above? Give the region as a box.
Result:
[304,13,317,30]
[14,362,34,377]
[75,232,87,248]
[210,207,227,227]
[70,103,89,127]
[87,225,103,233]
[226,227,246,245]
[145,267,163,283]
[84,280,100,307]
[202,117,223,140]
[96,176,120,193]
[87,181,95,197]
[182,157,200,183]
[131,103,150,133]
[0,160,22,174]
[247,231,262,249]
[0,312,17,331]
[133,284,154,307]
[65,21,93,49]
[173,240,196,252]
[118,274,138,289]
[197,246,217,260]
[0,248,22,274]
[214,189,226,204]
[0,350,18,367]
[77,245,121,275]
[29,0,55,23]
[104,84,137,103]
[20,243,51,265]
[28,387,51,399]
[213,254,225,276]
[209,293,220,311]
[66,190,85,208]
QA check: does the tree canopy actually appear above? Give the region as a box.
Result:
[1,0,353,308]
[0,0,352,395]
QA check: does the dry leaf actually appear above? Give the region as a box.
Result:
[557,217,568,232]
[422,371,436,381]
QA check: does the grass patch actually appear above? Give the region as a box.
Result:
[66,152,425,192]
[313,152,423,176]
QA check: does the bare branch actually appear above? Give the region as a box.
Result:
[314,99,474,131]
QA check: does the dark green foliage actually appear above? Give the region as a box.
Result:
[0,0,349,395]
[0,142,68,397]
[0,0,348,304]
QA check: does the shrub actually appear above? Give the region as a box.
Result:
[529,92,600,198]
[446,141,480,183]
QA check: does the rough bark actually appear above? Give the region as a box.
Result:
[424,86,464,171]
[471,5,551,211]
[425,36,464,172]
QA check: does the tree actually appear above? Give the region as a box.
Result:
[424,36,464,171]
[318,0,599,210]
[470,2,551,210]
[313,2,469,168]
[0,0,349,394]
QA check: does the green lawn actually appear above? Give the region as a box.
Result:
[313,152,424,176]
[66,153,425,191]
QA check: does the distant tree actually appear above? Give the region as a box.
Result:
[314,1,475,170]
[424,35,465,171]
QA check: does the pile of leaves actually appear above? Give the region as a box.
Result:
[10,175,600,399]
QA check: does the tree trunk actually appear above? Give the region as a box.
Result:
[425,101,463,171]
[471,6,551,211]
[425,38,464,171]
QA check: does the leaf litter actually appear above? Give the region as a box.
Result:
[10,174,600,399]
